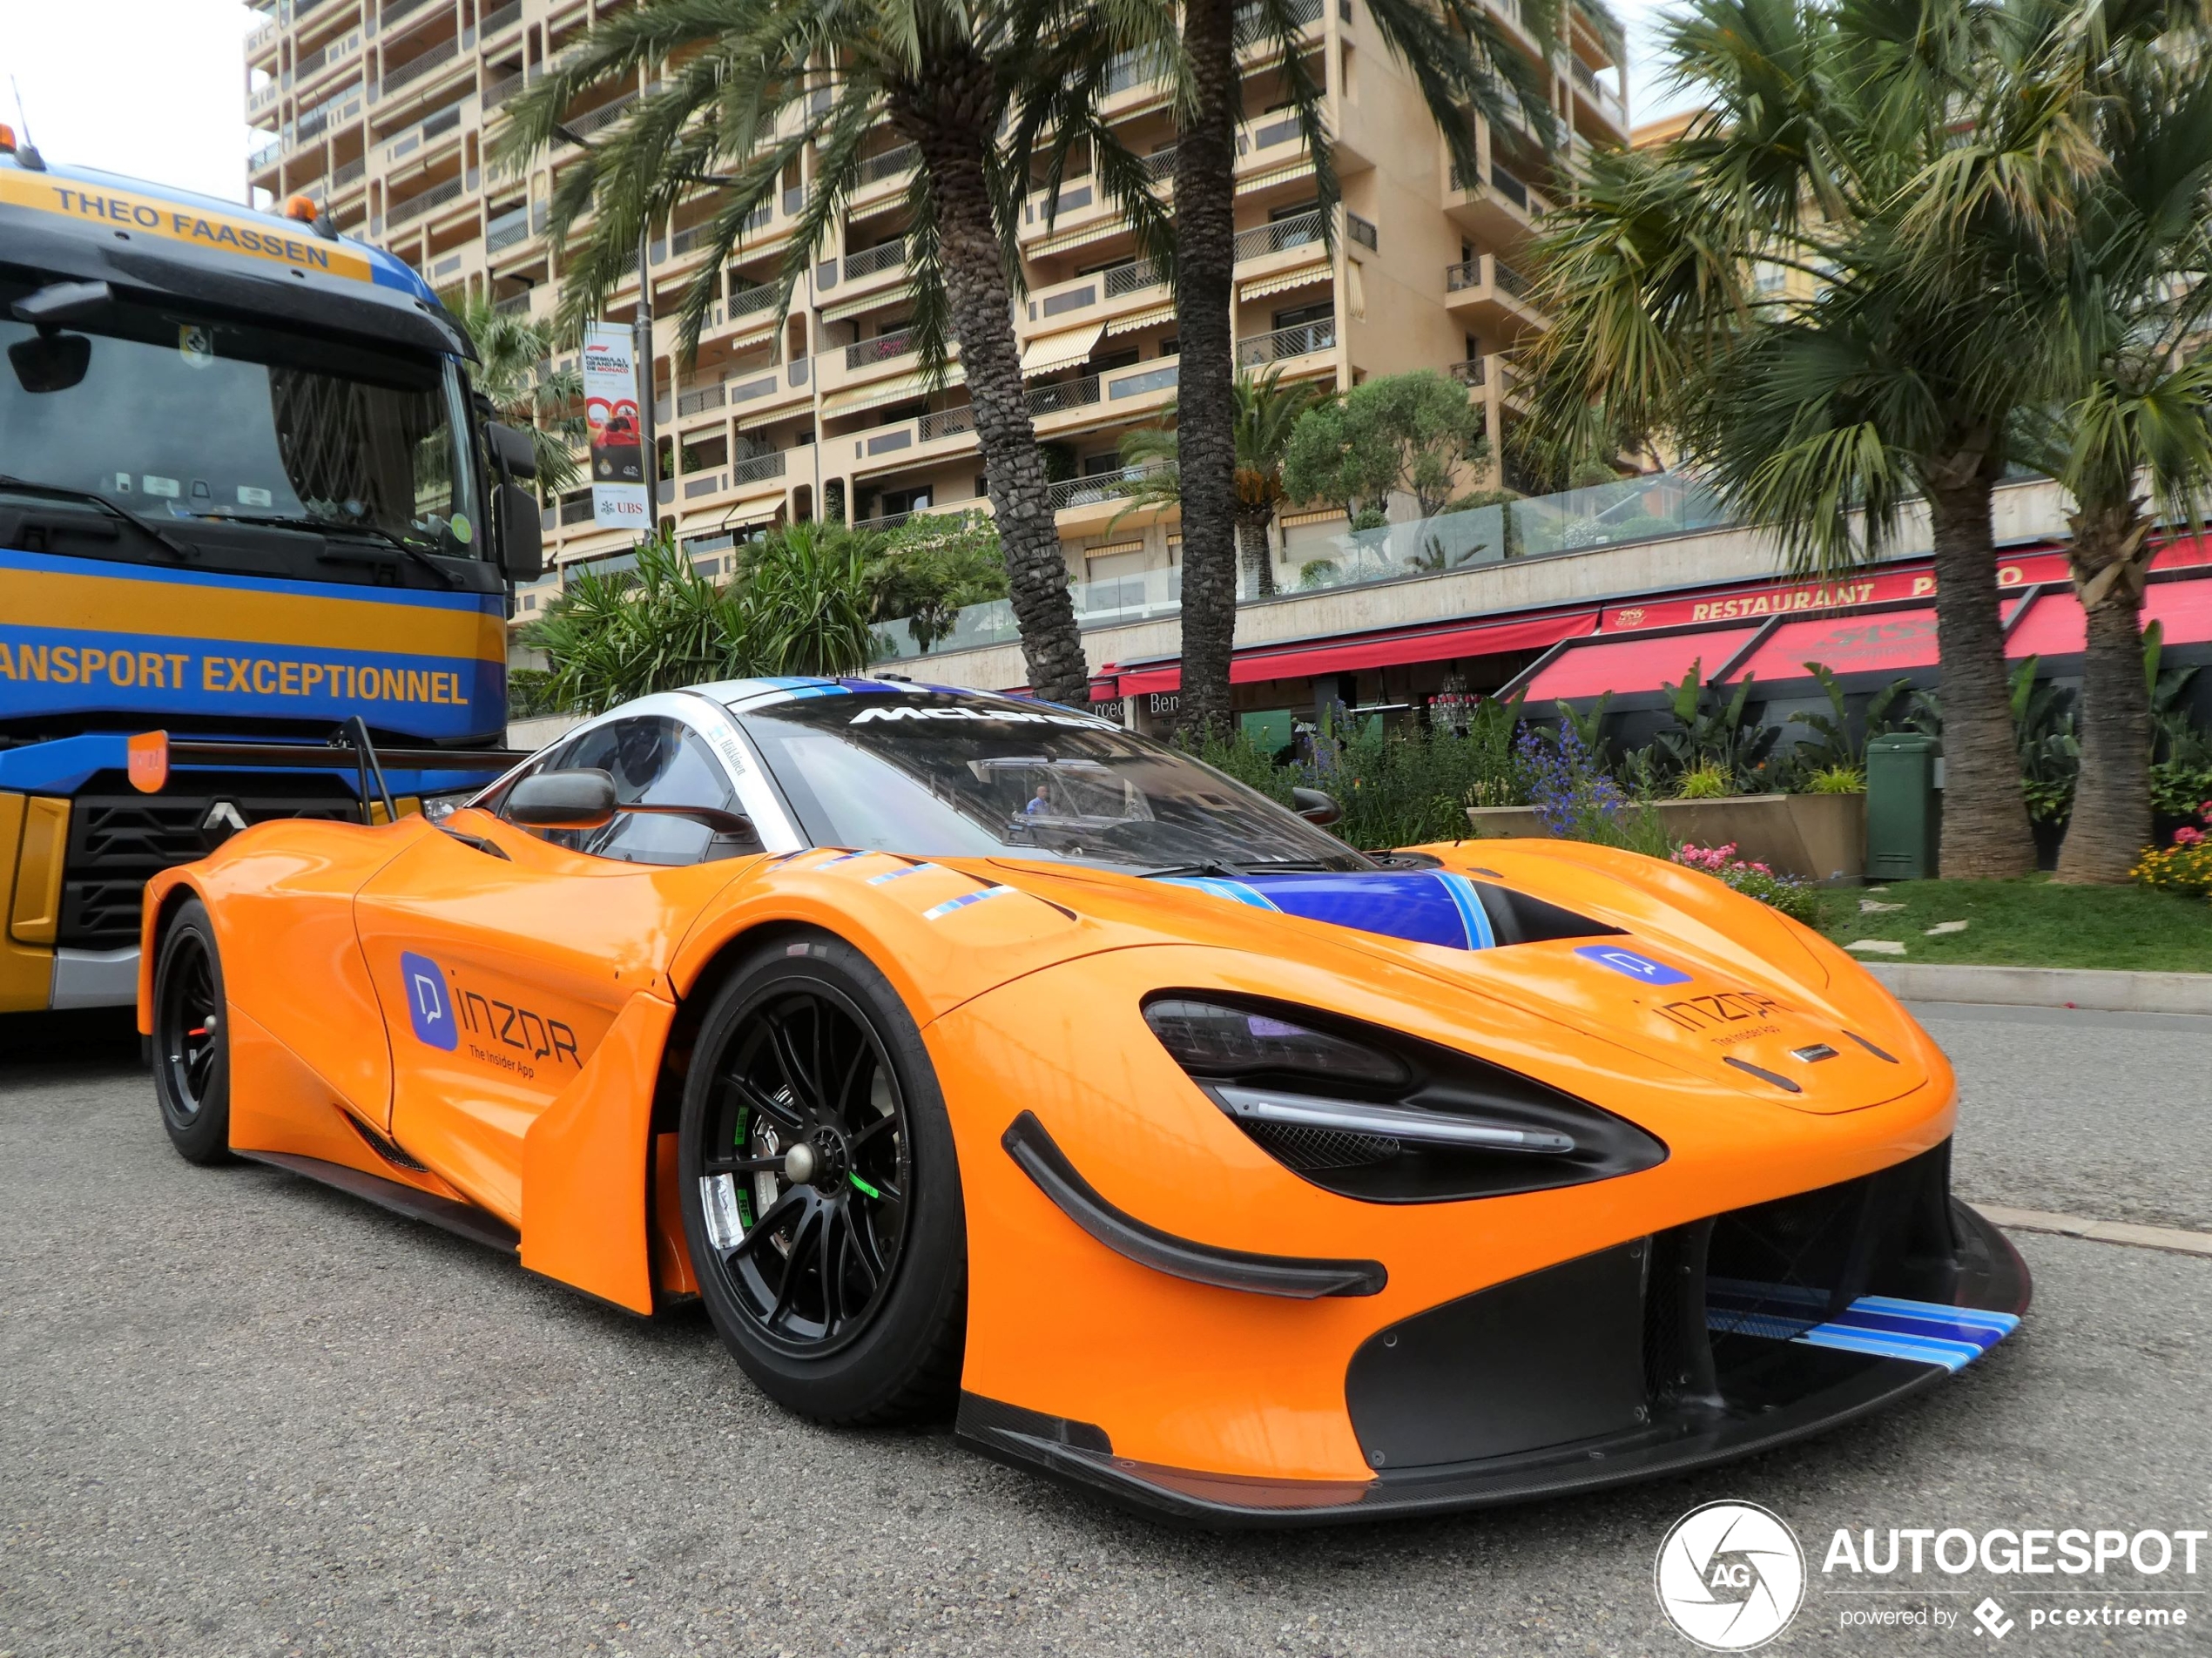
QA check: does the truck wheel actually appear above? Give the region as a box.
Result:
[678,931,966,1425]
[152,900,236,1166]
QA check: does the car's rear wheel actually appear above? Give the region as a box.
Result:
[678,931,966,1425]
[152,899,236,1165]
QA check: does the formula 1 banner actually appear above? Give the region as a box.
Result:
[582,322,649,530]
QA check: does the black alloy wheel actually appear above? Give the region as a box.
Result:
[679,932,966,1425]
[152,899,237,1164]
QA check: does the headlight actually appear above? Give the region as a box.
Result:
[418,789,479,823]
[1143,994,1668,1203]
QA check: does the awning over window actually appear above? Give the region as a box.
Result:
[1106,301,1177,336]
[1020,322,1104,378]
[818,367,962,416]
[1238,159,1316,196]
[1109,610,1596,698]
[2007,575,2212,658]
[1240,259,1329,302]
[1733,609,1940,683]
[1521,623,1763,703]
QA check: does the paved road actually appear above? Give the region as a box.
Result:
[2,1004,2207,1656]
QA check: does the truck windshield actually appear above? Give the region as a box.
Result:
[0,277,479,558]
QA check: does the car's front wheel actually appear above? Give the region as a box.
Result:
[151,898,236,1165]
[678,931,966,1425]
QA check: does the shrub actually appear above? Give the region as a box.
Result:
[1675,759,1733,799]
[2131,841,2212,900]
[1673,842,1823,925]
[1802,764,1866,794]
[1516,726,1673,858]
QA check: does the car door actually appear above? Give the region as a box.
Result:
[352,705,783,1221]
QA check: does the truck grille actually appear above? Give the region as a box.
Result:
[58,772,365,950]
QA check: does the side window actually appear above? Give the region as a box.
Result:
[508,715,750,866]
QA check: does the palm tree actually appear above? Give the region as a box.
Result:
[2018,10,2212,882]
[503,0,1169,710]
[1158,0,1588,738]
[1115,367,1323,597]
[452,293,586,495]
[1523,0,2089,879]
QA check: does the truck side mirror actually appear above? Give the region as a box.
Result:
[485,421,538,481]
[494,481,543,582]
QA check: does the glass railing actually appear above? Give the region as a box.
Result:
[867,473,1736,663]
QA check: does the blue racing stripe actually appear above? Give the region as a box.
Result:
[1791,1324,1987,1372]
[867,862,937,885]
[1434,873,1497,951]
[922,885,1013,920]
[1710,1290,2020,1374]
[1851,1295,2021,1336]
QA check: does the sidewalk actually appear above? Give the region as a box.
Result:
[1866,961,2212,1016]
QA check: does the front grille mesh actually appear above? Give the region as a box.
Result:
[1247,1121,1401,1172]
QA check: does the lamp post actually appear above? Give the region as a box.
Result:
[634,216,658,525]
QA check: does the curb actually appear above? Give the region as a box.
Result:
[1864,962,2212,1016]
[1976,1204,2212,1260]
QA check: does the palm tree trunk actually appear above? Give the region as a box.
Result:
[1237,509,1276,596]
[1925,454,2036,880]
[1171,0,1242,741]
[902,98,1089,708]
[2054,502,2153,884]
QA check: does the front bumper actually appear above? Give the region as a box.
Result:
[958,1144,2028,1527]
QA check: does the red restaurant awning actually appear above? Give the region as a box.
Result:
[1109,610,1597,698]
[1733,609,1941,682]
[1521,623,1763,703]
[2005,576,2212,660]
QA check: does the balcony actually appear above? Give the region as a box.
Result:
[843,239,907,283]
[386,172,469,227]
[385,97,469,167]
[1443,251,1545,334]
[1027,374,1102,419]
[1236,318,1335,367]
[732,448,790,487]
[381,36,467,100]
[481,0,523,38]
[558,89,637,145]
[845,327,918,372]
[331,156,367,191]
[1232,208,1325,263]
[1447,155,1554,241]
[250,138,282,174]
[919,406,975,442]
[487,202,532,252]
[852,142,918,200]
[1569,56,1627,131]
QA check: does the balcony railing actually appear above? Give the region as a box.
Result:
[728,371,780,403]
[1142,146,1177,179]
[487,203,531,251]
[843,239,907,281]
[732,450,788,484]
[1494,258,1534,302]
[1233,209,1325,262]
[380,0,441,28]
[1027,374,1101,418]
[1049,462,1169,512]
[730,280,781,318]
[1236,318,1335,366]
[1447,356,1487,386]
[386,172,468,226]
[845,327,917,370]
[1347,212,1379,252]
[856,143,918,185]
[250,138,282,172]
[919,406,975,441]
[381,36,464,98]
[1488,161,1529,210]
[386,98,466,164]
[494,290,533,317]
[331,156,367,189]
[559,89,637,144]
[682,474,725,500]
[1106,257,1164,297]
[677,382,725,418]
[481,0,523,37]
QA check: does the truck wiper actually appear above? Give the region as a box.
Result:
[303,516,460,589]
[0,475,195,562]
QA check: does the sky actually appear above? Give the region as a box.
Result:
[0,0,1691,207]
[0,0,260,203]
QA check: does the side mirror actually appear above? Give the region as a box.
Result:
[9,333,91,394]
[495,481,543,582]
[486,421,538,481]
[1292,786,1342,827]
[507,768,617,829]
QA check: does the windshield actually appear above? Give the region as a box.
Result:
[0,275,480,557]
[735,688,1368,872]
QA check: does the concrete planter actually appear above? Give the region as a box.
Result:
[1464,792,1866,884]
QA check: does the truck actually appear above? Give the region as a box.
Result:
[0,132,544,1015]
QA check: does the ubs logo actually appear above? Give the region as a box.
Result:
[397,952,581,1069]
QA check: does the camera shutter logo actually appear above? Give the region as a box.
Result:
[1655,1501,1805,1650]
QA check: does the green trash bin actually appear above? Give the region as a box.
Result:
[1865,732,1940,881]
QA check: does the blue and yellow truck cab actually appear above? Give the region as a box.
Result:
[0,131,543,1014]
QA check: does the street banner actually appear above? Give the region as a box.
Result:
[581,322,648,530]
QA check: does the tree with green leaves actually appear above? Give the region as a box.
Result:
[1112,367,1323,596]
[2004,4,2212,882]
[1150,0,1600,739]
[866,508,1010,650]
[1280,369,1491,525]
[1523,0,2094,878]
[503,0,1171,710]
[451,292,586,495]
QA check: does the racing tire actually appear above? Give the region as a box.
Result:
[678,930,967,1426]
[151,899,237,1166]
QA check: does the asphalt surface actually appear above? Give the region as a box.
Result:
[2,1003,2208,1657]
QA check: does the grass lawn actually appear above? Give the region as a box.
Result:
[1816,876,2212,974]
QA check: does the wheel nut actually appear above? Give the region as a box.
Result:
[784,1142,818,1185]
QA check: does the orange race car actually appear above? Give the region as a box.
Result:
[138,678,2027,1525]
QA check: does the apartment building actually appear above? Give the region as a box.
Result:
[244,0,1628,656]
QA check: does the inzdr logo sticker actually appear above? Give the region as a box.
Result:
[400,951,458,1052]
[1655,1501,1806,1650]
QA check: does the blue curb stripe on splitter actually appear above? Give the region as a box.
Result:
[1708,1292,2020,1373]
